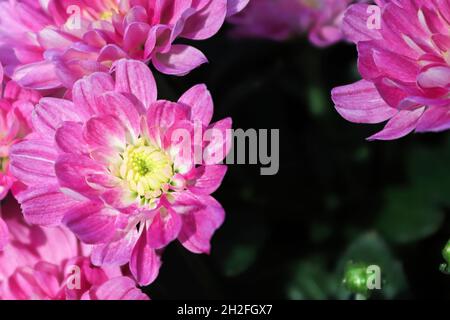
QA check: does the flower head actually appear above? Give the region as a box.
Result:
[228,0,364,46]
[332,0,450,140]
[10,59,231,285]
[0,0,249,90]
[0,196,148,300]
[0,63,41,202]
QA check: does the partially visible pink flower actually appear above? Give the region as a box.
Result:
[332,0,450,140]
[10,59,231,286]
[0,196,148,300]
[0,0,250,90]
[0,63,41,201]
[0,62,41,251]
[228,0,366,46]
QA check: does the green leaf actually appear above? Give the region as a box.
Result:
[307,86,328,117]
[214,213,267,277]
[376,187,444,244]
[287,258,336,300]
[376,140,450,244]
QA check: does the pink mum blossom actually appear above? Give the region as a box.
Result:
[0,63,41,250]
[0,196,148,300]
[0,0,249,90]
[0,63,41,201]
[332,0,450,140]
[228,0,365,46]
[9,59,231,286]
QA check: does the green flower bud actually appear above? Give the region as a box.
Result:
[440,240,450,274]
[343,262,369,299]
[443,241,450,264]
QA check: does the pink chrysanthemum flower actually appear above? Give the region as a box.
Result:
[228,0,365,46]
[0,196,148,300]
[9,59,231,286]
[0,63,41,250]
[332,0,450,140]
[0,63,41,201]
[0,0,249,90]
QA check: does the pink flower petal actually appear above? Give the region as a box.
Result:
[146,208,182,249]
[174,192,225,254]
[0,217,9,251]
[96,92,142,139]
[130,232,162,286]
[187,165,228,195]
[203,117,232,165]
[342,4,383,43]
[227,0,250,17]
[84,115,127,151]
[153,45,208,76]
[62,202,118,245]
[32,98,84,137]
[87,276,149,300]
[332,80,398,124]
[15,184,81,226]
[368,107,426,141]
[181,0,227,40]
[72,72,115,117]
[178,84,213,125]
[13,61,61,90]
[91,229,139,267]
[55,154,106,197]
[9,139,58,186]
[55,121,88,155]
[114,59,157,109]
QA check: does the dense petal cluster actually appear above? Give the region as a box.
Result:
[332,0,450,140]
[0,0,237,300]
[9,59,231,285]
[0,196,147,300]
[0,64,41,250]
[228,0,366,46]
[0,0,249,90]
[0,64,40,199]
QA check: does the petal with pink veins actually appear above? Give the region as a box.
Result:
[32,98,84,137]
[84,115,127,151]
[97,92,142,140]
[130,231,162,286]
[181,0,227,40]
[153,45,208,76]
[146,208,182,249]
[178,84,213,125]
[62,202,118,245]
[186,165,228,195]
[15,184,82,226]
[85,276,149,300]
[72,72,115,117]
[174,192,225,254]
[368,107,426,141]
[332,80,398,124]
[91,228,140,267]
[0,217,9,251]
[9,139,58,186]
[12,61,61,90]
[55,121,89,155]
[114,59,157,109]
[55,154,106,197]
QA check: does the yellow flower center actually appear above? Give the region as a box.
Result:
[117,139,173,201]
[300,0,321,9]
[100,10,115,21]
[0,156,8,173]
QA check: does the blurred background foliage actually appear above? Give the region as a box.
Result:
[144,27,450,300]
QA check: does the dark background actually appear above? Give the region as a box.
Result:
[145,28,450,300]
